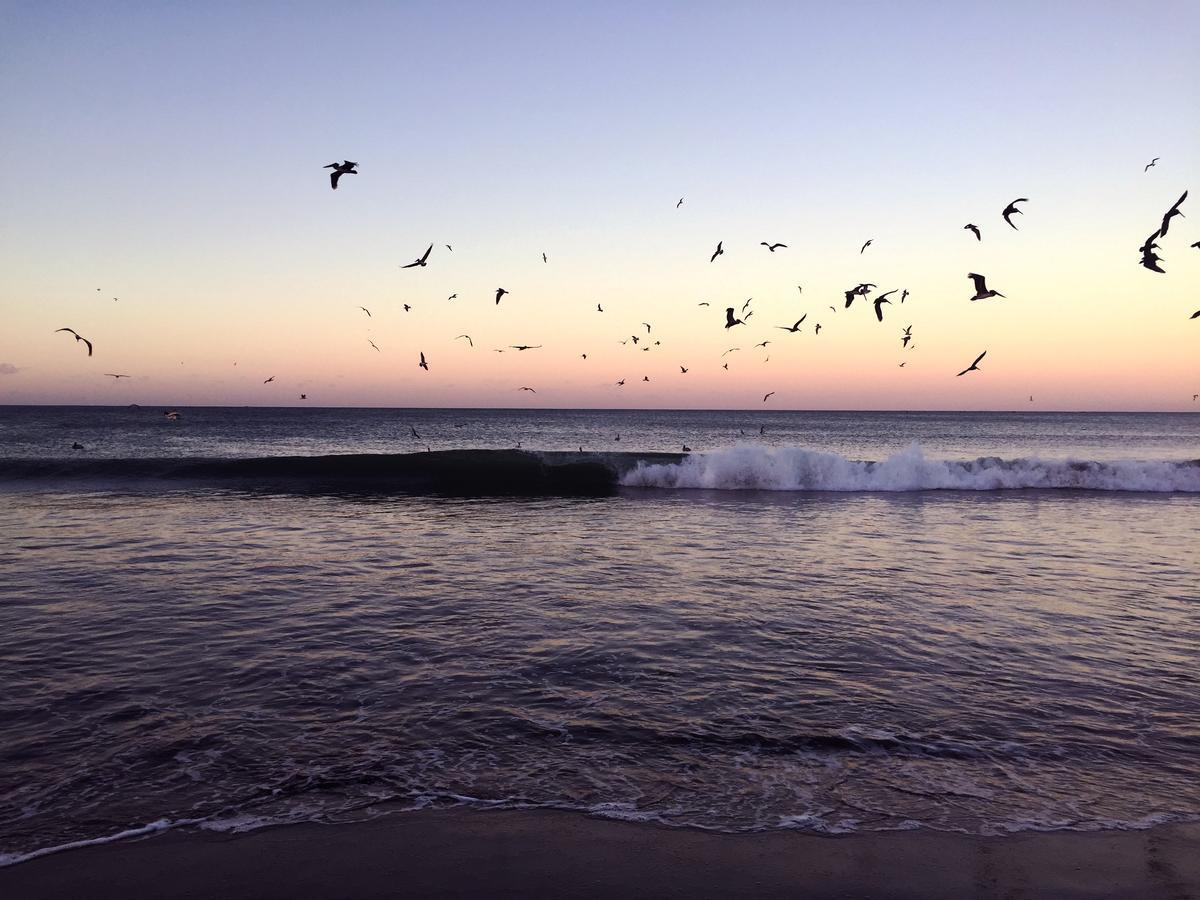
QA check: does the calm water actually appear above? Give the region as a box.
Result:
[1,406,1198,865]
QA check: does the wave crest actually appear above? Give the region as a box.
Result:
[619,444,1200,492]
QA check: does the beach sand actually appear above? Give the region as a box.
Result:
[2,809,1197,899]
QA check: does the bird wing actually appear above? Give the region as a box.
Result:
[82,337,93,356]
[968,273,986,292]
[419,244,433,263]
[401,260,419,268]
[330,171,341,189]
[972,351,986,367]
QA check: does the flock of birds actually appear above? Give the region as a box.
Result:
[53,158,1197,421]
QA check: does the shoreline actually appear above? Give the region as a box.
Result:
[2,809,1198,899]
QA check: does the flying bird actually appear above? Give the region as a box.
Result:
[900,289,909,304]
[724,308,745,329]
[1189,310,1199,319]
[1002,198,1028,229]
[722,347,740,357]
[418,352,429,371]
[873,290,896,322]
[762,392,775,403]
[860,239,873,254]
[710,241,724,263]
[446,245,453,252]
[968,273,1005,301]
[403,304,412,312]
[631,335,639,345]
[677,197,684,208]
[680,366,689,373]
[324,160,358,189]
[542,252,548,263]
[1159,191,1187,237]
[642,376,650,382]
[754,340,771,349]
[643,322,652,333]
[263,376,275,383]
[1145,157,1159,172]
[495,288,508,305]
[814,323,822,335]
[597,303,604,312]
[410,426,420,439]
[956,351,987,377]
[448,293,458,300]
[518,386,537,393]
[103,373,130,379]
[776,315,807,332]
[761,242,787,252]
[616,379,625,386]
[698,301,710,307]
[454,335,473,348]
[54,328,93,356]
[401,244,433,268]
[964,224,981,241]
[844,283,875,308]
[300,394,307,400]
[358,306,372,317]
[509,345,542,351]
[902,326,912,348]
[369,340,380,351]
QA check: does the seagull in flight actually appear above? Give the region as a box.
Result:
[1002,198,1028,229]
[754,340,771,349]
[324,160,358,189]
[710,241,724,263]
[456,334,473,347]
[448,293,458,301]
[358,306,372,317]
[677,197,684,208]
[762,391,775,403]
[1145,157,1159,172]
[401,244,433,268]
[776,315,807,332]
[722,347,740,357]
[814,323,822,335]
[542,252,548,263]
[597,303,604,312]
[518,386,537,393]
[1159,191,1187,237]
[761,242,787,252]
[968,273,1005,301]
[403,304,412,312]
[642,322,652,333]
[369,340,381,351]
[873,290,896,322]
[965,224,981,241]
[418,352,429,371]
[509,344,542,351]
[1191,310,1200,319]
[55,328,93,356]
[900,289,909,304]
[446,244,453,252]
[902,326,913,348]
[616,379,625,386]
[844,283,875,309]
[104,373,130,379]
[725,308,745,329]
[860,239,873,254]
[263,376,275,383]
[956,351,987,377]
[495,288,508,305]
[410,426,421,439]
[680,366,689,373]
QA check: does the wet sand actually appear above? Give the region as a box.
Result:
[2,810,1198,899]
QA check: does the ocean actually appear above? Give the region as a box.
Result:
[1,405,1198,866]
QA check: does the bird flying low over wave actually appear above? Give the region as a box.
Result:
[324,160,358,189]
[956,351,987,377]
[776,315,807,332]
[710,241,724,263]
[55,328,93,356]
[965,223,981,241]
[418,352,429,371]
[495,288,508,305]
[456,334,473,347]
[725,308,745,329]
[1002,198,1028,229]
[968,273,1005,300]
[1145,157,1159,172]
[761,242,787,252]
[401,244,433,268]
[104,373,130,379]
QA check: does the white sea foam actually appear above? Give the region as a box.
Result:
[0,818,199,868]
[620,444,1200,492]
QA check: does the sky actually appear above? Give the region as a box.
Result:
[1,0,1197,410]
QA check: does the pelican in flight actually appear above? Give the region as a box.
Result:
[55,328,93,356]
[968,273,1005,301]
[1002,198,1028,229]
[324,160,358,189]
[725,308,745,329]
[956,351,987,377]
[873,290,897,322]
[401,244,433,268]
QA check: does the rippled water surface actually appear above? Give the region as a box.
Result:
[1,408,1198,864]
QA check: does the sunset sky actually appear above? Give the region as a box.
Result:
[1,1,1197,410]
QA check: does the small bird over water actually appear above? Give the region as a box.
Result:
[401,244,433,268]
[55,328,93,356]
[324,160,358,190]
[956,351,987,377]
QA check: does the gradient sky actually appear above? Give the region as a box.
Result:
[1,1,1197,410]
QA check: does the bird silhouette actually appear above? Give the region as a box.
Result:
[448,293,458,301]
[410,426,420,439]
[965,224,981,241]
[401,244,433,268]
[860,239,873,253]
[509,345,542,351]
[1145,157,1159,172]
[324,160,358,189]
[710,241,724,263]
[418,352,429,371]
[642,376,650,382]
[369,340,381,351]
[1159,191,1187,237]
[680,366,689,373]
[403,304,412,312]
[103,373,130,379]
[616,379,625,386]
[762,391,775,402]
[968,273,1005,300]
[55,328,93,356]
[754,340,770,348]
[1002,198,1028,229]
[263,376,275,383]
[698,301,710,307]
[518,386,537,392]
[902,326,913,348]
[682,444,691,452]
[597,303,604,312]
[873,290,896,322]
[900,289,909,304]
[1189,310,1199,319]
[542,252,548,263]
[844,283,875,309]
[456,334,473,347]
[956,351,987,377]
[814,323,822,335]
[677,197,684,208]
[643,322,652,333]
[776,315,807,332]
[358,306,372,317]
[495,288,508,305]
[725,308,745,329]
[761,242,787,252]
